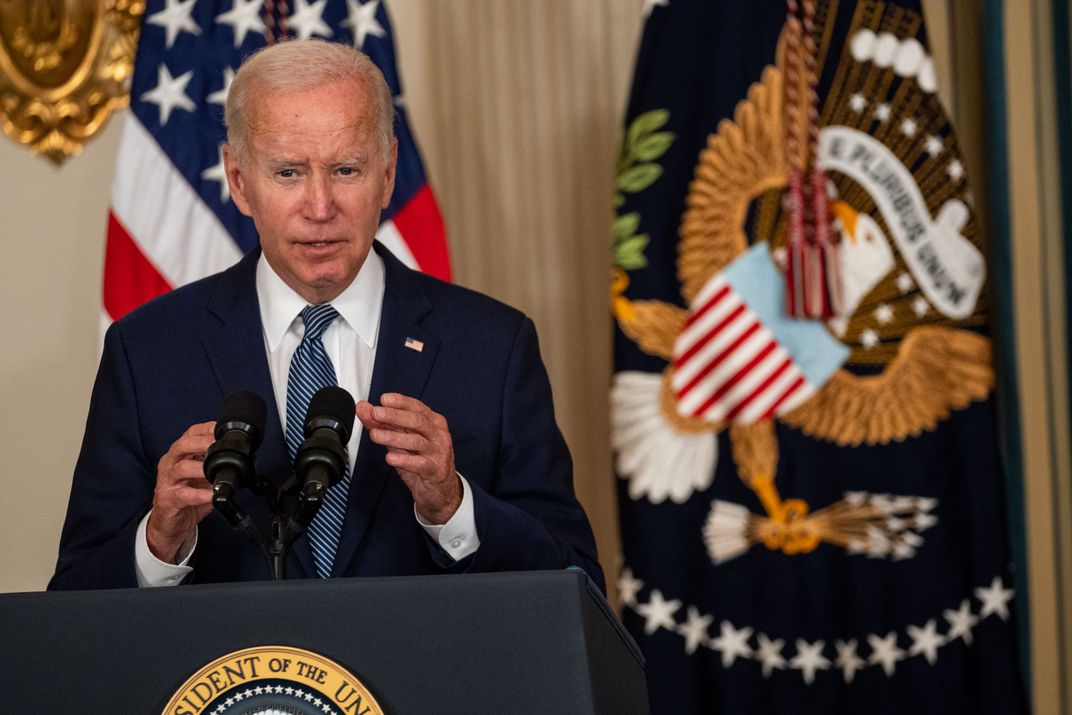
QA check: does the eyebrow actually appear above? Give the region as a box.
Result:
[265,156,371,170]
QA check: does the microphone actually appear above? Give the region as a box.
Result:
[204,391,266,514]
[291,386,355,530]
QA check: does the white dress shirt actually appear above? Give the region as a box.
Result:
[135,251,479,586]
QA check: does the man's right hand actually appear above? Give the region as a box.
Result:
[147,422,216,563]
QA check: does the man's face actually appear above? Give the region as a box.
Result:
[225,78,396,304]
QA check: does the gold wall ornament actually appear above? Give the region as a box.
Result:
[0,0,143,164]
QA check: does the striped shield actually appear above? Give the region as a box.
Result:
[671,243,849,424]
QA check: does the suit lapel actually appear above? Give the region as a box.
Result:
[201,249,316,578]
[333,244,440,576]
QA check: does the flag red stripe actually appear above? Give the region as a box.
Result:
[724,356,793,421]
[683,284,731,329]
[690,340,778,417]
[761,374,808,420]
[674,303,747,370]
[676,320,760,397]
[103,211,172,321]
[393,186,451,282]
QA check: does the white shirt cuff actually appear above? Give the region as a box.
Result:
[415,474,480,561]
[134,511,196,587]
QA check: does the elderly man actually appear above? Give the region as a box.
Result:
[49,40,602,590]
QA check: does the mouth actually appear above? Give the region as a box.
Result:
[295,239,344,249]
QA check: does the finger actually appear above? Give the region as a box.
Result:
[186,421,217,437]
[385,447,454,483]
[167,484,215,507]
[161,424,217,468]
[369,427,427,454]
[173,457,215,484]
[356,400,391,432]
[372,403,449,439]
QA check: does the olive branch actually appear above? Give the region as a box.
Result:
[613,109,674,270]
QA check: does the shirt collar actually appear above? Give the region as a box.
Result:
[256,249,384,352]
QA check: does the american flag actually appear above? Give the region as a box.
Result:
[671,244,847,424]
[103,0,450,325]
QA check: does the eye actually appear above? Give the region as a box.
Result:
[277,168,296,178]
[338,166,356,176]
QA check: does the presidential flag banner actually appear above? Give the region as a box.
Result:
[104,0,449,324]
[610,1,1027,712]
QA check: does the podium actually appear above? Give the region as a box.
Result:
[0,570,647,714]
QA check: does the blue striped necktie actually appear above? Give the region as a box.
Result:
[285,303,350,578]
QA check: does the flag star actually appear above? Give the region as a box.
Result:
[216,0,267,48]
[304,691,316,701]
[147,0,201,48]
[635,590,680,635]
[344,0,387,49]
[642,0,670,18]
[225,698,235,707]
[907,619,945,664]
[206,66,236,107]
[947,159,965,181]
[284,687,295,696]
[900,117,918,137]
[925,134,944,157]
[754,633,787,678]
[912,296,929,317]
[867,631,906,676]
[675,606,713,655]
[274,686,284,694]
[141,65,196,125]
[313,698,323,707]
[834,639,866,683]
[874,103,891,122]
[617,567,643,607]
[859,328,880,349]
[975,576,1015,621]
[874,303,894,324]
[290,0,333,40]
[944,599,980,645]
[254,686,264,695]
[849,93,867,113]
[789,639,831,684]
[709,620,754,668]
[896,271,915,294]
[202,145,229,202]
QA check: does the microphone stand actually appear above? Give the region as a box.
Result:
[213,473,327,581]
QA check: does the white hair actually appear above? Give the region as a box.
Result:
[224,39,395,164]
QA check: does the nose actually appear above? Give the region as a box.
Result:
[303,172,335,221]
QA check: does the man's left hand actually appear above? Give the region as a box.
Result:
[356,393,461,524]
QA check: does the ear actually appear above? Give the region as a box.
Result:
[381,138,398,209]
[223,145,253,217]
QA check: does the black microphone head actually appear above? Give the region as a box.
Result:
[303,386,356,442]
[215,390,267,448]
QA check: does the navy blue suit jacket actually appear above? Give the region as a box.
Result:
[49,244,602,590]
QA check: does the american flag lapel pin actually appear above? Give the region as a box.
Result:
[404,337,424,353]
